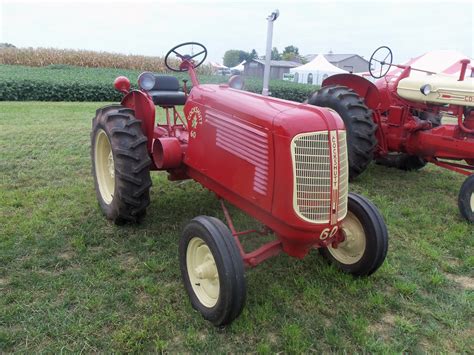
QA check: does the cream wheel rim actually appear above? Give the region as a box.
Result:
[94,129,115,204]
[470,192,474,211]
[186,237,220,308]
[328,211,366,265]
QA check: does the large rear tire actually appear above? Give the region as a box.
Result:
[375,153,427,171]
[319,193,388,276]
[307,86,377,180]
[458,175,474,223]
[179,216,246,326]
[91,105,152,224]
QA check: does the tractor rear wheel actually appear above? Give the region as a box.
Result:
[307,86,377,180]
[376,153,427,171]
[179,216,246,326]
[458,175,474,223]
[91,105,152,224]
[319,193,388,276]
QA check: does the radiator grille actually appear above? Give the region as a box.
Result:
[292,132,331,223]
[291,131,348,223]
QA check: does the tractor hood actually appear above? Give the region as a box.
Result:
[397,75,474,107]
[187,84,344,133]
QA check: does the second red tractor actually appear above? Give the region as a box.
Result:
[308,46,474,223]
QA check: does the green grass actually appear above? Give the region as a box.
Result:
[1,102,473,352]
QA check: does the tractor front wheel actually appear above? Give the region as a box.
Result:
[307,86,377,180]
[179,216,246,326]
[458,175,474,223]
[376,153,427,171]
[91,105,152,224]
[319,193,388,276]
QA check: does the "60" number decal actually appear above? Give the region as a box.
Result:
[320,226,339,240]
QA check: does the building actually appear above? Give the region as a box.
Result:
[243,59,301,80]
[304,53,370,73]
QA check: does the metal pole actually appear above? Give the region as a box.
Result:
[262,10,279,96]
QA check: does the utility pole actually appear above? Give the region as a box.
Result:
[262,9,279,96]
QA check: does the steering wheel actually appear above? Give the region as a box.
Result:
[369,46,393,79]
[164,42,208,72]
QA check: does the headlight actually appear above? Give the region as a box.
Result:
[420,84,431,96]
[228,75,245,90]
[138,72,156,91]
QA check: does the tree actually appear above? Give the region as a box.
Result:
[0,43,16,49]
[282,45,303,63]
[223,50,242,67]
[283,45,299,55]
[271,47,281,60]
[224,49,258,66]
[247,49,258,61]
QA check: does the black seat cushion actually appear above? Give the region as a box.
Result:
[149,90,187,106]
[152,75,180,91]
[146,75,187,106]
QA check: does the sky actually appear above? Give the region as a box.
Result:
[1,0,473,64]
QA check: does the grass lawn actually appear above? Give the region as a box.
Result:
[0,102,473,352]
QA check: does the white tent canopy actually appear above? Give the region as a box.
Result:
[290,55,347,85]
[230,60,246,73]
[387,50,473,78]
[209,61,228,69]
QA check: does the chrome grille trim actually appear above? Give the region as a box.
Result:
[337,131,349,221]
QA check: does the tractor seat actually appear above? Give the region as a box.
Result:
[147,75,187,107]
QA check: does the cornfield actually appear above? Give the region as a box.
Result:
[0,47,213,74]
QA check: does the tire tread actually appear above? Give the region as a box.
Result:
[91,105,152,224]
[307,86,377,179]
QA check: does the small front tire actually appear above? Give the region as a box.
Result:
[319,193,388,276]
[458,175,474,223]
[179,216,246,326]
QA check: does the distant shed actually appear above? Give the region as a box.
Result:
[243,59,301,80]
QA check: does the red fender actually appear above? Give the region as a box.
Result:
[322,74,389,111]
[121,90,156,152]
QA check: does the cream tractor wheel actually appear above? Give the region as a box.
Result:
[327,212,366,265]
[186,237,220,308]
[319,193,388,276]
[179,216,246,326]
[94,129,115,204]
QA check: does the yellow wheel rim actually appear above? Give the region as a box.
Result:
[328,211,366,265]
[94,129,115,204]
[186,237,220,308]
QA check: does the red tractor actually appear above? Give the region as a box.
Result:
[91,42,388,326]
[308,46,474,223]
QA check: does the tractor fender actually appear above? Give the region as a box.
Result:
[121,90,156,152]
[322,74,388,111]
